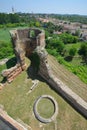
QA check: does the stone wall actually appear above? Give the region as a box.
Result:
[37,49,87,119]
[2,64,25,83]
[2,28,45,82]
[0,108,27,130]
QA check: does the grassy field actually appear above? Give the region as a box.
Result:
[65,42,81,51]
[37,98,55,119]
[0,57,87,130]
[0,27,28,42]
[0,28,11,42]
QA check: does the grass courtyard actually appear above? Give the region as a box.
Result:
[0,58,87,130]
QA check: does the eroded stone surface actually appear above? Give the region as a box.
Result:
[2,28,45,83]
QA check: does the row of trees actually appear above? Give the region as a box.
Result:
[0,13,42,28]
[0,13,20,24]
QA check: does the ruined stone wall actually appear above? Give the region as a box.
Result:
[37,49,87,119]
[2,64,25,83]
[0,108,27,130]
[2,28,45,82]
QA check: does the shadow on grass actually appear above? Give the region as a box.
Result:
[1,77,7,83]
[6,57,17,69]
[64,56,73,62]
[26,55,45,82]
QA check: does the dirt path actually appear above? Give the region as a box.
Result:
[48,55,87,102]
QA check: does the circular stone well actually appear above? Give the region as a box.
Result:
[33,95,58,123]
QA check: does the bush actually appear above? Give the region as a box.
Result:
[69,47,77,57]
[59,33,79,44]
[57,57,64,64]
[46,37,65,54]
[78,43,87,63]
[0,41,13,59]
[47,49,58,56]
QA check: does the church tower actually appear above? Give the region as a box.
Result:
[12,7,15,14]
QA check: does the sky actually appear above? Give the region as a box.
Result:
[0,0,87,15]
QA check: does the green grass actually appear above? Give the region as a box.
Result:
[57,56,87,84]
[65,42,82,50]
[37,98,54,119]
[0,64,7,72]
[0,28,14,59]
[0,28,11,42]
[0,27,28,43]
[0,64,7,82]
[0,58,87,130]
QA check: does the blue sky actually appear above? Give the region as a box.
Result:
[0,0,87,15]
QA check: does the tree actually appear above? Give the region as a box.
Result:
[78,43,87,63]
[59,33,78,44]
[9,13,20,23]
[46,37,65,54]
[35,21,41,27]
[0,13,20,24]
[69,47,77,57]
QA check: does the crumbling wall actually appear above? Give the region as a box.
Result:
[2,28,45,83]
[2,64,24,83]
[0,108,27,130]
[37,49,87,119]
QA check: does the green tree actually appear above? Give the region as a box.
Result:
[78,43,87,63]
[59,33,78,44]
[35,21,41,27]
[9,13,20,23]
[0,13,20,24]
[46,38,65,54]
[69,47,77,57]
